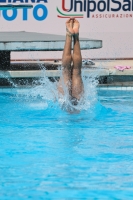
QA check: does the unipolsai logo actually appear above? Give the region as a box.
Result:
[57,0,84,18]
[57,0,133,19]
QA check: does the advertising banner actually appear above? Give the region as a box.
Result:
[0,0,133,59]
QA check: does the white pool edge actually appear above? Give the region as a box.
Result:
[0,86,133,94]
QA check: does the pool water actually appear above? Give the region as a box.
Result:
[0,88,133,199]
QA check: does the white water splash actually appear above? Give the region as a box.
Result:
[15,67,100,113]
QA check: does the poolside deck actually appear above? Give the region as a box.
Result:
[7,59,133,76]
[0,59,133,87]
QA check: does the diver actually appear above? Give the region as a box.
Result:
[58,18,84,106]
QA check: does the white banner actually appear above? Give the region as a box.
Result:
[0,0,133,59]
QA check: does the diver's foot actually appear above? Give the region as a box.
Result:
[73,19,80,35]
[66,18,75,37]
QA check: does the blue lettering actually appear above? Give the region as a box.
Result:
[84,0,86,11]
[13,0,23,2]
[3,9,17,21]
[107,0,110,11]
[97,0,106,12]
[25,0,35,2]
[87,0,96,18]
[37,0,48,2]
[23,8,29,20]
[123,0,131,11]
[0,0,48,1]
[111,0,121,11]
[60,0,133,17]
[74,0,83,12]
[33,4,48,21]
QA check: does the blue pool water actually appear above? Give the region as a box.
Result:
[0,88,133,199]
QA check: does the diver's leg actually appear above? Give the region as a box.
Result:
[58,19,74,96]
[71,19,84,100]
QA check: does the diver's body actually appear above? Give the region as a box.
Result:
[58,18,84,105]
